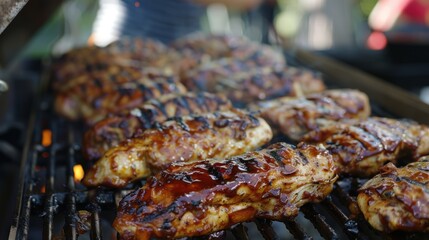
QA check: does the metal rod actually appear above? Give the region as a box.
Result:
[301,204,338,240]
[231,224,249,240]
[64,124,77,240]
[254,219,279,240]
[43,120,57,240]
[283,220,312,240]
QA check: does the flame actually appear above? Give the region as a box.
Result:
[73,164,85,182]
[42,130,52,147]
[41,185,46,193]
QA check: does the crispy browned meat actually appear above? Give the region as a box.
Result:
[82,92,233,161]
[82,111,273,188]
[113,142,338,239]
[51,37,174,90]
[250,89,370,140]
[357,157,429,232]
[172,34,286,81]
[301,117,429,177]
[55,74,187,121]
[183,63,325,106]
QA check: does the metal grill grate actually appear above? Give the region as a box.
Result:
[8,69,428,240]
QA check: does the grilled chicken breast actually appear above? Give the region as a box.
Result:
[250,89,370,140]
[51,37,174,90]
[113,142,338,240]
[82,111,273,188]
[357,157,429,232]
[184,62,324,106]
[55,73,187,121]
[83,92,233,161]
[301,117,429,177]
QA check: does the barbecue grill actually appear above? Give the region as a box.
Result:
[3,2,429,240]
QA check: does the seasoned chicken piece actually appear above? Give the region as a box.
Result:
[55,74,186,121]
[183,62,324,106]
[113,142,338,239]
[83,92,233,161]
[172,34,285,73]
[250,89,370,140]
[82,111,273,188]
[358,157,429,232]
[51,37,176,90]
[301,117,429,177]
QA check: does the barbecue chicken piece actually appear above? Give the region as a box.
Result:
[357,157,429,232]
[51,37,178,90]
[55,73,186,122]
[172,34,285,77]
[83,92,233,161]
[183,62,324,106]
[82,111,273,188]
[114,142,338,239]
[249,89,370,140]
[301,117,429,177]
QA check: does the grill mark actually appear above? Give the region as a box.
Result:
[149,99,168,117]
[193,116,211,131]
[247,114,260,127]
[296,150,309,165]
[195,92,209,111]
[137,110,155,129]
[176,96,192,113]
[174,117,190,132]
[267,150,285,167]
[397,177,429,194]
[206,163,224,182]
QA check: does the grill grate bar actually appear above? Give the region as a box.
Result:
[64,124,77,240]
[89,190,103,240]
[231,224,249,240]
[254,219,279,240]
[283,220,312,240]
[301,204,338,240]
[43,120,58,240]
[322,196,367,240]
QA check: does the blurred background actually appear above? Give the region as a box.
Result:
[1,0,429,238]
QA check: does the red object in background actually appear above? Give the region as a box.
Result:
[367,31,388,50]
[402,0,429,24]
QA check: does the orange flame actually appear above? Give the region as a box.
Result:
[73,164,85,182]
[42,130,52,147]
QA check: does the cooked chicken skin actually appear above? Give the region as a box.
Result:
[113,142,338,240]
[82,111,273,188]
[184,63,325,106]
[358,157,429,232]
[51,37,174,90]
[55,74,187,121]
[82,92,233,161]
[302,117,429,177]
[250,89,370,140]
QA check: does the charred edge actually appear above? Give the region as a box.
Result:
[174,96,192,113]
[155,81,170,95]
[150,99,168,117]
[206,163,224,182]
[247,114,261,127]
[137,83,150,97]
[152,121,164,131]
[194,93,210,112]
[214,119,229,128]
[137,109,156,129]
[397,177,429,193]
[296,150,309,165]
[193,116,211,131]
[267,150,285,167]
[141,202,178,223]
[174,117,190,132]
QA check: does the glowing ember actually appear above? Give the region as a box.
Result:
[42,129,52,147]
[73,164,85,182]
